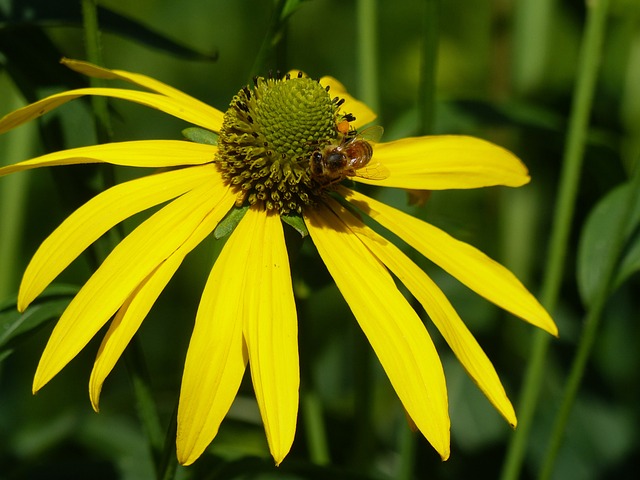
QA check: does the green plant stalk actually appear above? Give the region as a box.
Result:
[351,0,381,473]
[125,341,166,476]
[398,2,440,478]
[357,0,379,116]
[249,0,288,79]
[82,1,165,475]
[301,389,330,465]
[81,0,112,143]
[500,1,611,479]
[0,104,34,300]
[418,0,439,135]
[539,162,640,479]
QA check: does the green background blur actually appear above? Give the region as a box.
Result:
[1,0,639,479]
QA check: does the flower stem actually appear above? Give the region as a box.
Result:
[418,0,439,135]
[82,2,165,474]
[125,340,166,476]
[81,0,112,142]
[301,388,330,465]
[249,0,290,79]
[0,93,34,300]
[539,161,640,479]
[356,0,380,116]
[499,1,611,479]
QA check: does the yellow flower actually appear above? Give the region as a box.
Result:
[0,59,557,466]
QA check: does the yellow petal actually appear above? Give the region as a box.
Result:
[18,164,219,311]
[0,88,220,135]
[242,209,299,465]
[89,185,236,410]
[177,212,265,465]
[61,58,224,131]
[319,76,377,128]
[0,141,217,177]
[305,203,450,460]
[354,136,530,189]
[33,184,223,393]
[325,197,516,426]
[340,187,558,336]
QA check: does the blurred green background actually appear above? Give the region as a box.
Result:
[1,0,639,479]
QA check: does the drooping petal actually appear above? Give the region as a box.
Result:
[354,136,530,189]
[33,184,222,393]
[341,187,558,336]
[325,197,516,426]
[61,58,224,131]
[304,203,450,460]
[0,88,220,135]
[18,164,220,311]
[319,76,377,128]
[0,141,217,177]
[242,209,299,465]
[89,185,236,410]
[177,212,263,465]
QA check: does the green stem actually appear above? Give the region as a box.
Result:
[418,0,439,135]
[296,292,331,466]
[356,0,379,115]
[301,388,330,465]
[396,2,439,477]
[0,94,35,299]
[351,333,374,470]
[81,0,112,142]
[397,425,417,480]
[539,162,640,479]
[500,1,611,479]
[249,0,289,79]
[125,340,166,476]
[82,2,165,475]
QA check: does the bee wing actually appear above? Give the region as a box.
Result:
[353,160,390,180]
[357,125,384,143]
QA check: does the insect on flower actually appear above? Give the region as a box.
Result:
[309,124,389,185]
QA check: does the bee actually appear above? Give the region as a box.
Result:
[310,125,389,184]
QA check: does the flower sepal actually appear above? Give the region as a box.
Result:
[182,127,219,146]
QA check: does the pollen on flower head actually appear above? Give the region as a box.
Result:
[215,73,352,215]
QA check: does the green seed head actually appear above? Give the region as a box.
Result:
[216,74,346,214]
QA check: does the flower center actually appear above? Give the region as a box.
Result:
[216,73,349,214]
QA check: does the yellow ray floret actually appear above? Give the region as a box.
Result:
[242,209,299,465]
[0,141,218,177]
[17,164,220,311]
[61,58,224,130]
[33,185,222,393]
[341,186,557,336]
[325,197,516,427]
[0,88,220,135]
[354,135,530,189]
[304,204,450,460]
[89,184,236,410]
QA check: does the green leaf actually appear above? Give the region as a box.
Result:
[577,182,640,306]
[0,0,218,61]
[214,206,249,239]
[0,284,78,353]
[281,0,312,20]
[282,214,309,237]
[182,127,219,146]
